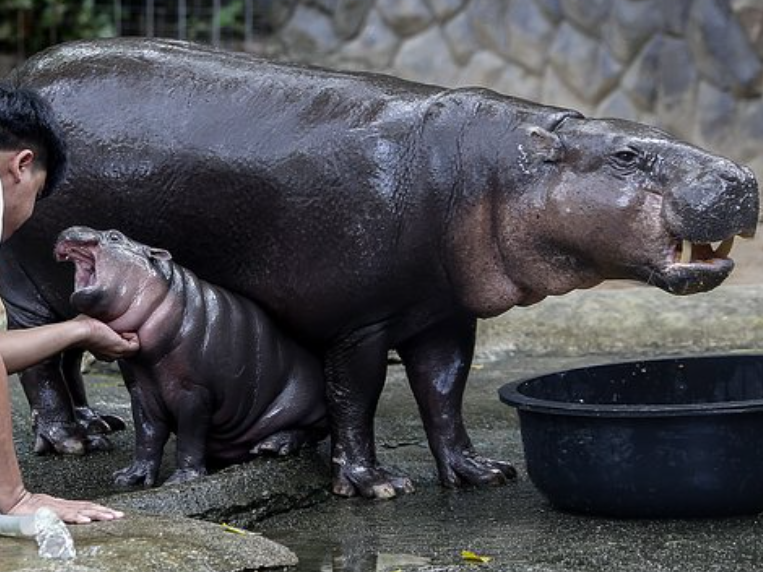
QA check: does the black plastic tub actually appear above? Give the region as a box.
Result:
[499,355,763,518]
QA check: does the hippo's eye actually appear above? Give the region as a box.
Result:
[613,149,640,165]
[107,231,122,242]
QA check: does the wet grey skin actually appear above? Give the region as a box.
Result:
[55,226,327,487]
[1,38,757,498]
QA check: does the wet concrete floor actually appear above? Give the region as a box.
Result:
[9,284,763,571]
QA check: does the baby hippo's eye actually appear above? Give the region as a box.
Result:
[107,231,122,242]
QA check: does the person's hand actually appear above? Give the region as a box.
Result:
[73,315,140,361]
[6,490,124,524]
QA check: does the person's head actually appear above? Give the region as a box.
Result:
[0,82,67,240]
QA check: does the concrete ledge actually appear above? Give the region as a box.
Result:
[476,284,763,358]
[0,512,297,572]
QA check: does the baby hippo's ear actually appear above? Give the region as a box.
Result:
[147,247,172,261]
[528,126,564,163]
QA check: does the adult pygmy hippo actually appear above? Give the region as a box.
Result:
[1,39,758,499]
[55,226,327,486]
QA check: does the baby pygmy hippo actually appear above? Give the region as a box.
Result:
[55,226,327,486]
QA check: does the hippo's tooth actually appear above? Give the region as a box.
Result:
[713,237,735,258]
[680,240,692,264]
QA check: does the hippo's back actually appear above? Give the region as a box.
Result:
[2,39,449,337]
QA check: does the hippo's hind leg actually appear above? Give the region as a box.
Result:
[326,326,415,499]
[63,350,126,438]
[397,314,516,488]
[250,424,329,456]
[3,301,115,455]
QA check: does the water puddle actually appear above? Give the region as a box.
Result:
[319,551,431,571]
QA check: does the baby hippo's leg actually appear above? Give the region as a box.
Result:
[249,355,327,456]
[114,394,169,487]
[251,424,329,456]
[165,387,213,485]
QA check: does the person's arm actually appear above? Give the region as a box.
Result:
[0,357,124,522]
[0,316,137,522]
[0,315,139,374]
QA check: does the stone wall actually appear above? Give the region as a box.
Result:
[246,0,763,179]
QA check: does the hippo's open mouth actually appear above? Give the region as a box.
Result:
[673,237,736,265]
[54,242,99,292]
[654,234,746,294]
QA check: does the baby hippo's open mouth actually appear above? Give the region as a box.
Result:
[54,241,99,292]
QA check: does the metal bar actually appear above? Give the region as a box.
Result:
[114,0,122,36]
[244,0,253,44]
[178,0,187,39]
[212,0,221,46]
[146,0,155,37]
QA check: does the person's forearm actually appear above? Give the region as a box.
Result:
[0,321,89,374]
[0,360,25,513]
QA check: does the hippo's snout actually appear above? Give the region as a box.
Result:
[663,159,759,245]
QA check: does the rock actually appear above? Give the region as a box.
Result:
[377,0,434,37]
[493,62,543,102]
[332,0,373,39]
[604,0,663,64]
[281,4,341,57]
[541,64,591,113]
[662,0,693,36]
[505,0,556,73]
[596,88,639,120]
[339,8,401,68]
[456,50,508,88]
[394,26,461,85]
[442,8,479,65]
[466,0,509,56]
[548,21,622,104]
[621,35,661,111]
[695,79,738,150]
[686,0,762,96]
[534,0,564,24]
[559,0,611,35]
[424,0,466,21]
[655,36,697,136]
[732,3,763,60]
[0,512,297,572]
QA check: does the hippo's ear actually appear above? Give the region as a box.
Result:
[147,247,172,262]
[528,126,564,163]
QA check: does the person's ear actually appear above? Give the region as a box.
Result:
[9,150,35,183]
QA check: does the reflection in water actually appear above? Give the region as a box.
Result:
[321,549,431,571]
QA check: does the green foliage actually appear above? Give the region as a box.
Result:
[0,0,115,56]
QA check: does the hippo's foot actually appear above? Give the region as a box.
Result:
[74,406,126,435]
[113,460,160,487]
[164,467,207,486]
[250,428,323,456]
[332,461,415,499]
[439,449,517,488]
[32,411,113,456]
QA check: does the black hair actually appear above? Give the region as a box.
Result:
[0,82,67,198]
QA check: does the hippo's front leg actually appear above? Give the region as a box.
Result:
[398,314,516,487]
[164,387,212,485]
[113,378,169,487]
[326,327,415,499]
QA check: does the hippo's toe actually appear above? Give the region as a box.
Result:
[332,462,415,499]
[438,449,517,488]
[74,406,126,434]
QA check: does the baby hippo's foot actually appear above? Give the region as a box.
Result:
[250,428,325,456]
[113,460,160,487]
[332,461,415,499]
[164,467,207,486]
